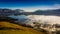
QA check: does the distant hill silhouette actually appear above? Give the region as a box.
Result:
[0,9,24,17]
[33,9,60,16]
[0,9,60,16]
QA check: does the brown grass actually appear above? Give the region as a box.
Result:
[0,21,44,34]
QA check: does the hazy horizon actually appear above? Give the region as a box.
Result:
[0,0,60,12]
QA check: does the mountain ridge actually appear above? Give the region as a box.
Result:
[33,9,60,16]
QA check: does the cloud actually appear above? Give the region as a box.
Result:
[53,4,60,8]
[27,15,60,24]
[20,4,60,12]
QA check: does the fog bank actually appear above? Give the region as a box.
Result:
[27,15,60,24]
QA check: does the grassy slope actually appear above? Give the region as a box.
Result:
[0,22,44,34]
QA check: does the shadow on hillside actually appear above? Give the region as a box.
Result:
[0,27,22,30]
[56,31,60,34]
[0,17,17,22]
[0,17,24,30]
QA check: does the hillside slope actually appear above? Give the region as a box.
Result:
[0,21,44,34]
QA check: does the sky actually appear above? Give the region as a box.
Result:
[0,0,60,12]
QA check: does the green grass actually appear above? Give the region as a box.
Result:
[0,22,44,34]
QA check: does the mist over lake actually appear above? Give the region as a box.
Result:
[8,15,60,25]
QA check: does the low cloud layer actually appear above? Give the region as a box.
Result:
[27,15,60,24]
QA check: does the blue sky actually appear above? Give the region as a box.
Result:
[0,0,60,12]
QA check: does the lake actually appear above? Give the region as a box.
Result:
[8,15,29,23]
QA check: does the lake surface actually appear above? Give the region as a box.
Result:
[8,15,29,23]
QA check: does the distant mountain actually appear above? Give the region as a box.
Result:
[1,8,60,16]
[33,9,60,16]
[22,12,33,15]
[0,9,24,17]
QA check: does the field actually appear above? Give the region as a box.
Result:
[0,21,44,34]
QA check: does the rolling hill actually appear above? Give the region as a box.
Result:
[0,21,44,34]
[33,9,60,16]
